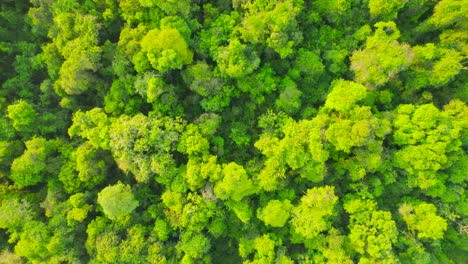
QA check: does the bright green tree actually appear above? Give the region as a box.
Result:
[9,137,55,186]
[291,186,338,239]
[214,162,256,201]
[68,108,112,150]
[344,196,399,263]
[97,182,139,220]
[324,79,368,114]
[392,103,466,191]
[141,28,193,72]
[350,21,413,88]
[239,0,304,58]
[399,202,448,240]
[257,199,292,227]
[369,0,408,20]
[6,100,38,134]
[14,221,51,260]
[214,38,260,78]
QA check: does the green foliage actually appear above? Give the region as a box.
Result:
[214,162,256,201]
[291,186,338,239]
[257,199,292,227]
[97,182,139,220]
[183,62,223,97]
[109,114,185,183]
[428,0,467,28]
[289,48,325,79]
[237,64,279,104]
[68,108,112,150]
[74,143,108,188]
[214,38,260,78]
[178,124,210,157]
[369,0,408,20]
[104,79,144,116]
[351,21,413,88]
[0,198,35,230]
[14,221,51,259]
[275,77,302,115]
[255,116,330,190]
[66,193,92,225]
[239,0,304,58]
[399,202,448,240]
[0,140,23,177]
[185,155,221,191]
[6,100,38,134]
[176,232,211,261]
[141,28,193,73]
[344,197,399,262]
[324,79,368,113]
[392,102,466,190]
[9,137,55,186]
[0,0,466,263]
[47,12,103,96]
[197,11,241,57]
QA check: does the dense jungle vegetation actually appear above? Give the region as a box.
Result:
[0,0,467,263]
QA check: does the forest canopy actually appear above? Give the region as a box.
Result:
[0,0,467,263]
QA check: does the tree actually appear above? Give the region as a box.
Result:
[46,13,103,96]
[237,64,279,105]
[242,234,276,263]
[428,48,463,87]
[108,114,185,183]
[1,1,467,263]
[257,199,292,228]
[321,229,353,264]
[176,232,211,262]
[68,108,112,150]
[214,162,256,201]
[54,42,102,95]
[9,137,56,186]
[74,143,108,189]
[323,79,368,114]
[0,198,35,231]
[0,140,23,178]
[214,38,260,78]
[119,225,152,263]
[369,0,408,20]
[312,0,351,22]
[182,62,224,97]
[255,116,330,190]
[92,229,121,263]
[184,155,221,191]
[239,0,304,58]
[14,221,51,260]
[350,21,413,88]
[177,124,210,157]
[275,77,302,115]
[141,28,193,73]
[428,0,467,28]
[140,0,195,18]
[66,193,92,226]
[104,79,144,116]
[289,48,325,80]
[6,100,38,134]
[392,103,466,191]
[402,44,464,93]
[97,182,139,220]
[291,186,338,239]
[197,11,241,57]
[0,249,23,264]
[344,196,398,262]
[399,202,448,240]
